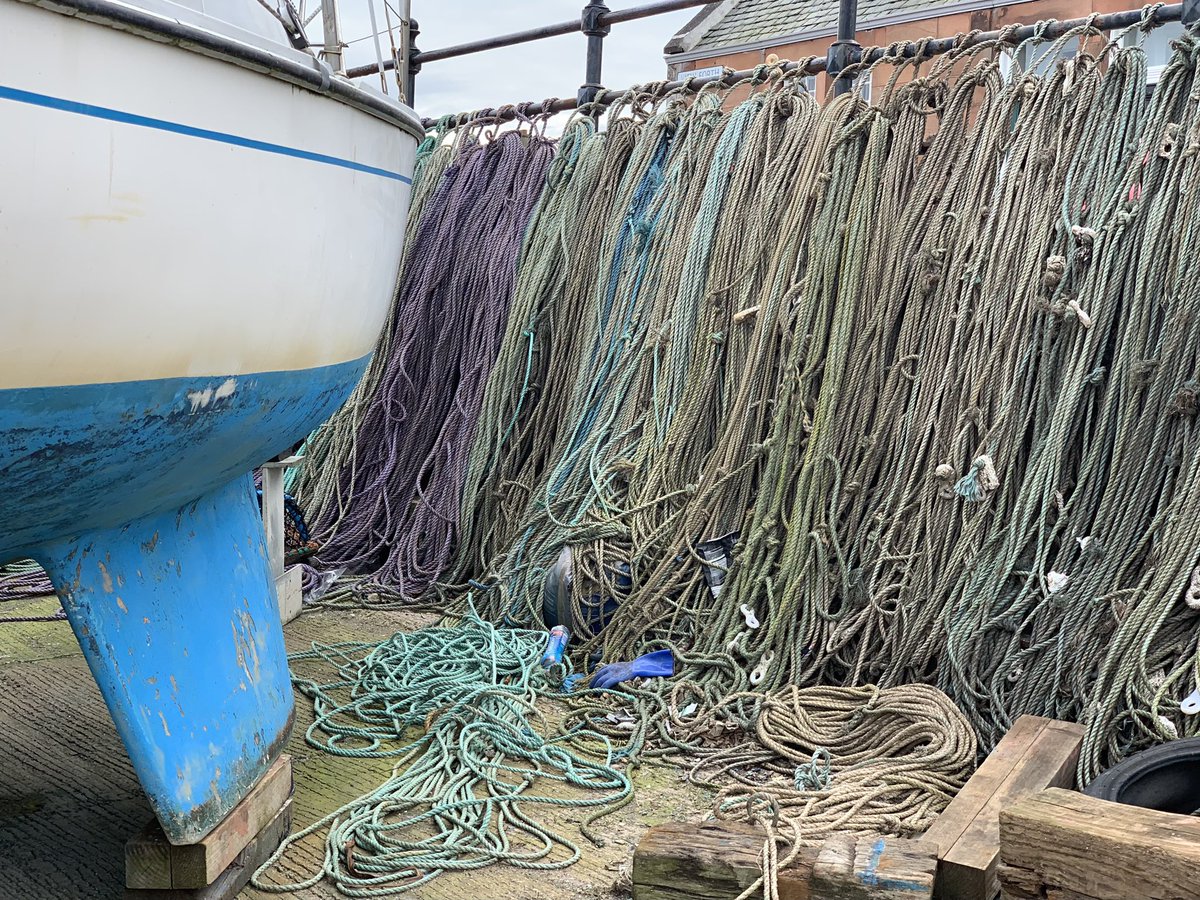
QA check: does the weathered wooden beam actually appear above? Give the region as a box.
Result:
[811,834,937,899]
[998,788,1200,900]
[633,820,816,900]
[123,798,291,900]
[633,821,935,900]
[126,754,292,890]
[923,716,1083,900]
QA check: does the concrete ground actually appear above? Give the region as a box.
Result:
[0,597,712,900]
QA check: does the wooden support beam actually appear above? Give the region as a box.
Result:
[126,754,292,890]
[633,820,816,900]
[998,788,1200,900]
[123,798,291,900]
[922,716,1083,900]
[276,565,303,624]
[811,834,937,899]
[632,821,935,900]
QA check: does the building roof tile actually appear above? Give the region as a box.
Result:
[685,0,954,54]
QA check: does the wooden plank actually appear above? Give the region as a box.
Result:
[275,566,303,624]
[170,754,292,887]
[923,716,1049,857]
[126,754,292,890]
[125,819,174,890]
[124,798,291,900]
[633,822,935,900]
[998,788,1200,900]
[811,834,937,899]
[632,819,819,900]
[633,820,770,900]
[924,716,1083,900]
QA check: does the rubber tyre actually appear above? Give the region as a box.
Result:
[1085,736,1200,815]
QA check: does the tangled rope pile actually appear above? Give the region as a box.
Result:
[696,684,976,839]
[252,609,632,895]
[296,18,1200,787]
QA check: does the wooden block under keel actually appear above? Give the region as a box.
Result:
[126,754,292,890]
[123,797,292,900]
[922,715,1083,900]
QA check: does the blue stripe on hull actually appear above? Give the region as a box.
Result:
[0,356,370,841]
[0,84,414,183]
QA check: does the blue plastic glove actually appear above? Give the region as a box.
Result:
[589,649,675,690]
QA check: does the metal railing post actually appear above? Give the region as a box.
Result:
[579,1,611,106]
[407,18,422,106]
[398,0,412,103]
[827,0,860,96]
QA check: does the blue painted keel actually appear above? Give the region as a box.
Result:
[40,474,292,843]
[0,355,369,843]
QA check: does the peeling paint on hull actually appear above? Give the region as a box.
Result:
[0,356,368,843]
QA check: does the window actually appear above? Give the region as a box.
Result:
[1120,22,1188,85]
[1016,41,1080,78]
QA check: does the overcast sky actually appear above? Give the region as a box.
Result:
[335,1,697,122]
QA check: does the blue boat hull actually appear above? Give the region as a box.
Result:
[0,356,368,842]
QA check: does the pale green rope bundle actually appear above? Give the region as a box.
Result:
[251,608,632,896]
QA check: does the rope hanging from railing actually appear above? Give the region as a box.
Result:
[416,2,1192,129]
[295,9,1200,790]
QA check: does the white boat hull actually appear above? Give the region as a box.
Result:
[0,0,419,844]
[1,0,416,389]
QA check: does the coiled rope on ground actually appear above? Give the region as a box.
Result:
[251,609,634,896]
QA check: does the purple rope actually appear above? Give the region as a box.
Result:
[312,130,554,600]
[0,565,65,622]
[0,567,53,601]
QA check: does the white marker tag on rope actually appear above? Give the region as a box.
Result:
[727,632,744,653]
[680,703,698,717]
[1182,689,1200,715]
[740,604,760,629]
[749,650,774,686]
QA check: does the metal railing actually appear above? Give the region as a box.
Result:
[334,0,1199,123]
[345,0,716,105]
[414,3,1195,128]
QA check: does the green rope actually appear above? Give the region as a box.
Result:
[251,607,632,896]
[295,19,1200,822]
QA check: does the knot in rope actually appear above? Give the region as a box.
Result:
[1132,358,1159,386]
[1042,254,1067,291]
[954,454,999,502]
[1169,379,1200,417]
[793,748,833,791]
